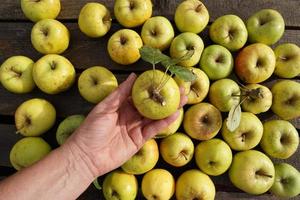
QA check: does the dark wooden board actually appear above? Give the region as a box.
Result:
[1,0,300,27]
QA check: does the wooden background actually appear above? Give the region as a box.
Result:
[0,0,299,199]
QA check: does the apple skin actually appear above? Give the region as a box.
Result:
[241,84,272,114]
[195,138,232,176]
[141,16,175,51]
[200,45,234,80]
[270,163,300,198]
[175,67,210,104]
[31,19,70,54]
[78,66,118,104]
[103,170,138,200]
[246,9,285,45]
[274,43,300,78]
[176,169,215,200]
[114,0,152,28]
[170,32,204,67]
[33,54,76,94]
[132,70,180,120]
[235,43,276,83]
[15,98,56,137]
[174,0,209,34]
[260,120,299,159]
[222,112,263,151]
[209,15,248,51]
[21,0,61,22]
[156,108,184,138]
[0,56,35,94]
[183,102,222,141]
[229,150,275,195]
[107,29,143,65]
[142,169,175,200]
[121,139,159,175]
[78,3,112,38]
[160,132,194,167]
[271,80,300,120]
[208,79,240,112]
[10,137,51,170]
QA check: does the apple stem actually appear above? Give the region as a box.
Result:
[180,152,188,160]
[279,56,287,60]
[191,87,200,97]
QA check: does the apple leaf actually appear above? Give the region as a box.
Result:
[226,102,241,132]
[139,46,169,65]
[169,65,197,82]
[93,178,102,190]
[161,50,194,67]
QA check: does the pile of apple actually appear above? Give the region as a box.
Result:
[1,0,299,199]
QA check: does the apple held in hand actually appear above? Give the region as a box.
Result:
[176,169,215,200]
[10,137,51,170]
[235,43,276,83]
[200,45,234,80]
[107,29,143,65]
[31,19,70,54]
[260,120,299,159]
[78,3,111,38]
[142,169,175,200]
[21,0,61,22]
[246,9,285,45]
[274,43,300,78]
[271,80,300,120]
[141,16,174,51]
[78,66,118,104]
[15,98,56,137]
[174,0,209,34]
[114,0,152,28]
[103,170,138,200]
[229,150,275,195]
[33,54,76,94]
[184,103,222,140]
[209,15,248,51]
[0,56,35,94]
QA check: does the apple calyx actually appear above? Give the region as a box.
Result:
[111,190,120,200]
[10,67,22,78]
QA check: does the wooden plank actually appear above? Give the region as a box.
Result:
[1,0,300,27]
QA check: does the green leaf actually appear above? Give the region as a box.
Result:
[139,46,169,65]
[161,50,195,67]
[93,178,102,190]
[169,65,197,82]
[226,102,241,132]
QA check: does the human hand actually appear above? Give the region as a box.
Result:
[64,73,187,177]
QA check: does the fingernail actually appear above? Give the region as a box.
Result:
[128,73,137,80]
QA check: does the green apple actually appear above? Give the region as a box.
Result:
[56,115,85,145]
[270,163,300,198]
[160,133,194,167]
[114,0,152,28]
[142,169,175,200]
[10,137,51,170]
[174,0,209,34]
[222,112,263,151]
[21,0,61,22]
[33,54,76,94]
[200,45,234,80]
[15,98,56,137]
[271,80,300,120]
[132,70,180,120]
[155,108,184,138]
[141,16,174,51]
[107,29,143,65]
[260,120,299,159]
[78,66,118,104]
[170,32,204,67]
[208,79,240,112]
[78,3,111,38]
[274,43,300,78]
[31,19,70,54]
[246,9,285,45]
[241,84,272,114]
[175,67,210,104]
[235,43,276,83]
[184,103,222,140]
[0,56,35,94]
[229,150,275,195]
[121,139,159,175]
[195,138,232,176]
[176,169,215,200]
[103,170,138,200]
[209,15,248,51]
